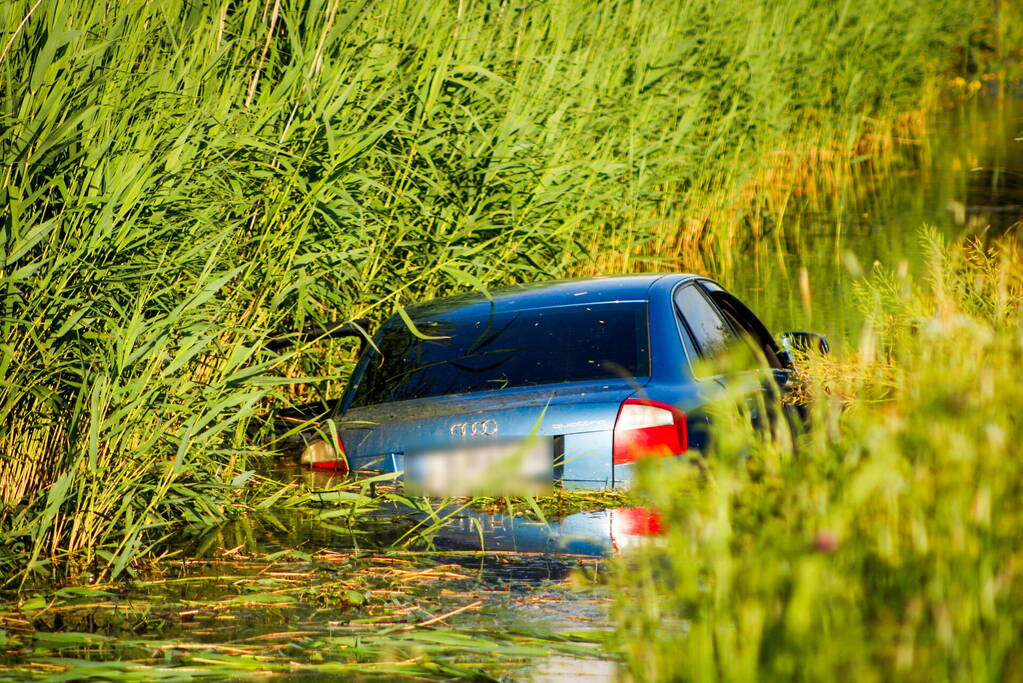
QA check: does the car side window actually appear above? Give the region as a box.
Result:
[674,285,736,366]
[703,287,785,370]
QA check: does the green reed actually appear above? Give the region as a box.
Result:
[612,229,1023,680]
[0,0,1008,580]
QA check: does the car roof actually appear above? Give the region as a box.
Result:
[402,273,704,321]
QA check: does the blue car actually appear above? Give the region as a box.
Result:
[291,274,826,493]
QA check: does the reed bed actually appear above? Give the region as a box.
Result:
[0,0,1010,580]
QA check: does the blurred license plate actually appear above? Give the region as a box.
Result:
[404,438,553,497]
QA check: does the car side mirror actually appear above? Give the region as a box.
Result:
[779,332,830,362]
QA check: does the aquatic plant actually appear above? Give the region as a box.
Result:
[0,551,608,680]
[613,230,1023,679]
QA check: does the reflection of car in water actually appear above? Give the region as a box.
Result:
[416,506,667,557]
[284,274,826,493]
[290,470,667,565]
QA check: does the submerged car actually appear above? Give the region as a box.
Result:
[288,274,827,493]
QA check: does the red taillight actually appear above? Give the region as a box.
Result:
[611,507,665,536]
[308,435,349,475]
[612,398,687,464]
[609,507,666,553]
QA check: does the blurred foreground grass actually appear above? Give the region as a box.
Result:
[613,229,1023,680]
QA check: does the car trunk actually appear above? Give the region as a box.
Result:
[339,378,646,490]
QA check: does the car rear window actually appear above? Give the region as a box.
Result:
[350,302,650,407]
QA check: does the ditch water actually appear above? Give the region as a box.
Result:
[4,87,1022,681]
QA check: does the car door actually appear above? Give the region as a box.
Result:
[698,281,800,440]
[697,280,789,385]
[671,282,740,450]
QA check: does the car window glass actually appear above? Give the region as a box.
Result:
[718,306,771,369]
[351,302,650,407]
[674,285,736,362]
[705,289,784,370]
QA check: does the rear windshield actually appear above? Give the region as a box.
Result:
[350,302,650,407]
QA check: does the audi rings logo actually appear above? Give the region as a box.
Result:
[450,419,498,437]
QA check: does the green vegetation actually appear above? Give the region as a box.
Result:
[0,0,1007,582]
[613,230,1023,679]
[3,0,1022,678]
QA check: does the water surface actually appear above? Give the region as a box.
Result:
[727,90,1023,346]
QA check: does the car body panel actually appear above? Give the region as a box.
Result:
[326,273,790,491]
[340,378,648,489]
